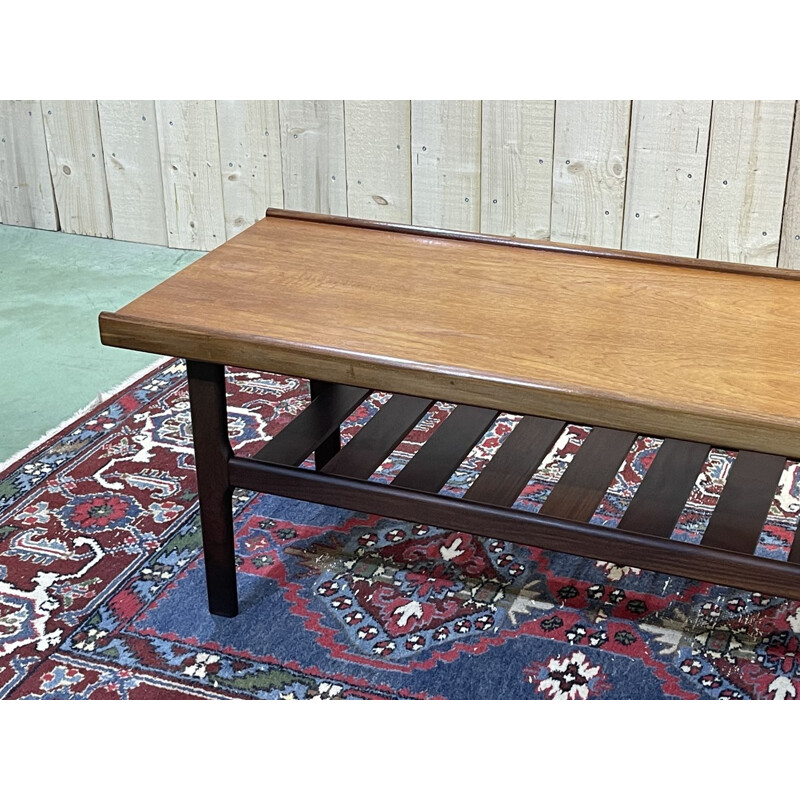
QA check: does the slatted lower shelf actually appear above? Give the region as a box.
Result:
[241,381,800,600]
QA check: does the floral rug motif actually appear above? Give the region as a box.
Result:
[2,360,800,699]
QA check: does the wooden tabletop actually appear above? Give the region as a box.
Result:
[100,210,800,458]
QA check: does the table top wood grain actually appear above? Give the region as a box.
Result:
[99,209,800,458]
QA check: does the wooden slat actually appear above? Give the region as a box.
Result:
[480,100,555,239]
[216,100,284,240]
[464,416,565,506]
[155,100,226,251]
[322,394,433,479]
[539,427,638,523]
[619,438,711,538]
[97,101,168,246]
[700,100,794,266]
[0,100,58,229]
[42,100,112,237]
[411,100,482,231]
[778,101,800,270]
[622,100,712,257]
[344,100,411,223]
[253,384,370,467]
[551,100,631,248]
[279,100,347,215]
[391,405,499,493]
[261,209,800,278]
[700,451,787,554]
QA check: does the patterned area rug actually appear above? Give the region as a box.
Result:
[2,359,800,700]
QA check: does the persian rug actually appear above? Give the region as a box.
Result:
[2,359,800,700]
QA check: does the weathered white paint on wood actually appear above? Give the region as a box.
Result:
[344,100,411,223]
[551,100,631,248]
[6,98,800,271]
[778,102,800,270]
[217,100,284,240]
[97,101,167,246]
[700,100,795,266]
[622,101,712,257]
[279,101,347,215]
[42,100,112,237]
[0,100,58,229]
[480,100,555,239]
[411,100,481,231]
[156,100,226,250]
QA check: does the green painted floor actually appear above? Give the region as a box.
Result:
[0,225,203,464]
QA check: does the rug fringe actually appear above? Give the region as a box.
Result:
[0,356,173,474]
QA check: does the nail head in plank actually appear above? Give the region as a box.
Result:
[0,100,58,229]
[622,100,711,258]
[700,100,794,266]
[411,100,481,231]
[551,100,631,248]
[480,100,555,239]
[464,416,566,507]
[391,404,499,493]
[279,100,347,216]
[539,427,638,523]
[345,100,411,224]
[619,438,711,538]
[155,100,226,250]
[42,100,112,237]
[98,101,169,246]
[253,383,370,467]
[216,100,284,240]
[322,393,433,480]
[700,450,787,554]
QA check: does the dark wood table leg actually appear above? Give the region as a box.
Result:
[310,379,342,470]
[186,360,238,617]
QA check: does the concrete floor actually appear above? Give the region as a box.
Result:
[0,225,203,463]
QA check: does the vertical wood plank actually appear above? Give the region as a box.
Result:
[699,100,794,266]
[344,100,411,223]
[42,100,112,237]
[622,100,712,257]
[97,100,167,246]
[551,100,631,248]
[0,100,58,229]
[480,100,555,239]
[778,101,800,269]
[411,100,482,231]
[216,100,284,240]
[278,101,347,215]
[156,100,226,251]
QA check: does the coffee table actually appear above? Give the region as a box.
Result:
[99,209,800,616]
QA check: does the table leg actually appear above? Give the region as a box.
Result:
[310,379,341,470]
[186,360,238,617]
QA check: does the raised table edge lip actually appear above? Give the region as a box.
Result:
[264,208,800,282]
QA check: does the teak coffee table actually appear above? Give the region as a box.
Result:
[99,209,800,617]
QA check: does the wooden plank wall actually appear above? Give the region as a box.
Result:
[2,99,800,270]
